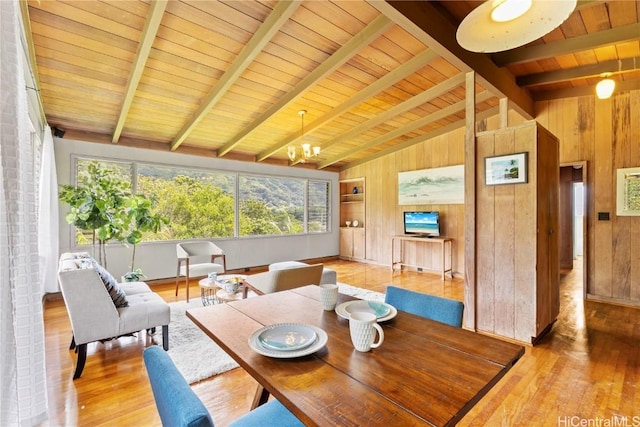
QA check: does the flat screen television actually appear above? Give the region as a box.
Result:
[403,211,440,237]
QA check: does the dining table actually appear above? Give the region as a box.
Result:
[186,285,525,426]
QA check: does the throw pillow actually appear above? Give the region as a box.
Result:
[90,259,129,308]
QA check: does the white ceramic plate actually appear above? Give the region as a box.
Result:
[335,300,397,322]
[257,324,317,351]
[249,324,328,358]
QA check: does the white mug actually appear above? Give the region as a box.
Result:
[207,272,217,281]
[349,312,384,352]
[319,284,339,311]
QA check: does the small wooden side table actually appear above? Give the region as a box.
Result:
[198,278,220,306]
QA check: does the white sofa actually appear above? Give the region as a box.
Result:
[57,252,170,379]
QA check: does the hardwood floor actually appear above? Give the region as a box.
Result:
[41,259,639,426]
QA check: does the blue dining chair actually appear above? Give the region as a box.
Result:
[385,286,464,328]
[143,346,304,427]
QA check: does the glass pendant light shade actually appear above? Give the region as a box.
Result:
[596,78,616,99]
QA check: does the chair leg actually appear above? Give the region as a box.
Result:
[162,325,169,351]
[70,335,76,350]
[186,273,190,303]
[73,343,87,380]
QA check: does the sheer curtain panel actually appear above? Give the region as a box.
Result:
[0,0,49,425]
[38,126,59,294]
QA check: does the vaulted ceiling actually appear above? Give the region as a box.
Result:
[22,0,640,171]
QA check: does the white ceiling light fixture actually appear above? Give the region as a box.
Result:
[595,74,616,99]
[456,0,577,53]
[287,110,320,163]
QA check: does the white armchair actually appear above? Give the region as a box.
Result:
[176,241,226,302]
[242,263,324,298]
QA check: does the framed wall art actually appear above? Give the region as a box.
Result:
[485,152,528,186]
[616,167,640,216]
[398,164,464,205]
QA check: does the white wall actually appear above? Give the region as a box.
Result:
[55,138,340,280]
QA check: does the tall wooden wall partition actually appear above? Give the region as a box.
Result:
[475,121,560,343]
[536,90,640,306]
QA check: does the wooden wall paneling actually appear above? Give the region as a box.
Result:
[577,97,595,300]
[464,71,477,330]
[476,132,496,334]
[592,97,613,297]
[493,129,516,339]
[612,94,632,299]
[631,91,640,301]
[563,97,581,162]
[514,124,538,341]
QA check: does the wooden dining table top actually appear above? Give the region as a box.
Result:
[186,285,525,427]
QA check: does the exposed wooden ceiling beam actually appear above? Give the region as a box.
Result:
[493,24,640,67]
[255,48,440,162]
[373,0,534,119]
[532,79,640,101]
[341,106,500,171]
[170,0,300,152]
[112,0,167,144]
[297,73,466,166]
[318,91,494,169]
[518,57,640,87]
[217,14,394,157]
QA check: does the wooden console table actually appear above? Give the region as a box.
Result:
[391,235,452,280]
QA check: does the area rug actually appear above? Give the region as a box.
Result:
[165,300,239,384]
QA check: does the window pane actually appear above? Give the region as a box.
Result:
[308,180,330,233]
[137,165,236,240]
[239,175,304,236]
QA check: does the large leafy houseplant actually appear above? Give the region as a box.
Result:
[59,161,167,275]
[121,194,168,280]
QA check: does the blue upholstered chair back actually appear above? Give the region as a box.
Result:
[143,346,304,427]
[385,286,464,328]
[143,346,214,427]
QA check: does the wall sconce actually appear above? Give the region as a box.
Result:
[287,110,320,163]
[596,74,616,99]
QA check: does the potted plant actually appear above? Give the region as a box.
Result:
[59,161,131,268]
[120,194,168,282]
[59,161,167,277]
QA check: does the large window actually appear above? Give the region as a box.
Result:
[71,157,331,244]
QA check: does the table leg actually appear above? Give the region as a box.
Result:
[251,384,271,409]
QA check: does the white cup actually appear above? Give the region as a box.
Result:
[208,272,217,281]
[319,284,339,311]
[349,312,384,352]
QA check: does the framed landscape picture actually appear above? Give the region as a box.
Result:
[485,152,528,186]
[398,164,464,205]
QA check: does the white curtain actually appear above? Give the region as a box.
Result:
[38,126,59,294]
[0,0,49,425]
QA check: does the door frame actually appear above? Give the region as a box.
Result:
[559,161,588,298]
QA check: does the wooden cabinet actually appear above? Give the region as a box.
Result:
[339,178,365,260]
[474,122,559,344]
[340,227,365,260]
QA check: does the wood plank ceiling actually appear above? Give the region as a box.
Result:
[23,0,640,171]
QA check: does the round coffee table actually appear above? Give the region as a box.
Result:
[198,278,220,306]
[199,274,246,305]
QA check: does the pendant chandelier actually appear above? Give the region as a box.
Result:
[288,110,320,163]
